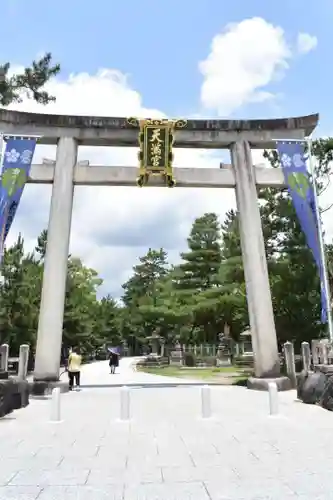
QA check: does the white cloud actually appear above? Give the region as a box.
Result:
[199,17,291,115]
[296,33,318,54]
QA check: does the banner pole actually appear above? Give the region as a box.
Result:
[307,138,333,342]
[0,134,4,175]
[0,133,4,344]
[0,133,4,264]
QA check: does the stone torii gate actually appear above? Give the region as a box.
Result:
[0,109,318,389]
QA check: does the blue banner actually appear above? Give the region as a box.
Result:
[276,141,327,323]
[0,136,37,261]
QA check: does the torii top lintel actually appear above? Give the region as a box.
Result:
[0,108,319,149]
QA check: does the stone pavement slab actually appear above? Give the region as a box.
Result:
[75,357,203,387]
[2,359,333,499]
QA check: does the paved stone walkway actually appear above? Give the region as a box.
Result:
[76,357,203,387]
[1,358,333,499]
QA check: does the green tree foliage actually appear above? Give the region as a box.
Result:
[94,296,122,348]
[121,248,169,307]
[176,213,222,292]
[0,235,41,351]
[172,213,229,344]
[136,271,192,345]
[35,229,48,260]
[120,248,170,345]
[0,53,60,106]
[62,257,103,352]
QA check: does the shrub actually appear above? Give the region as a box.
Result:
[136,355,169,368]
[184,352,196,367]
[195,356,217,367]
[233,355,254,368]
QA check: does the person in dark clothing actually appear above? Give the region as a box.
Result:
[109,350,119,374]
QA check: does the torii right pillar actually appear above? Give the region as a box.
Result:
[230,140,290,390]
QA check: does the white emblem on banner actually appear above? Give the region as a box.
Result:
[20,149,33,164]
[280,153,291,168]
[5,149,20,163]
[293,153,305,168]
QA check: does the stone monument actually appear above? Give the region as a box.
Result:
[0,343,30,417]
[146,333,163,356]
[170,341,183,366]
[217,323,232,366]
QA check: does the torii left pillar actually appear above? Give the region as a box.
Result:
[33,137,77,386]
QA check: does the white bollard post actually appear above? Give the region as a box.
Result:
[268,382,279,416]
[18,344,30,380]
[201,385,211,419]
[120,386,130,421]
[284,341,297,388]
[0,344,9,372]
[301,341,311,372]
[320,340,329,365]
[311,339,320,366]
[50,387,61,422]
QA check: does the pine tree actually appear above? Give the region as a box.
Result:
[121,248,169,307]
[176,213,222,292]
[0,53,60,106]
[220,209,245,286]
[221,209,241,259]
[62,257,103,352]
[0,235,42,351]
[35,229,48,260]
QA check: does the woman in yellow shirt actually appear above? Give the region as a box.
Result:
[67,347,82,391]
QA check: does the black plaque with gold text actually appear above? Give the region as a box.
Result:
[143,123,171,172]
[126,117,187,185]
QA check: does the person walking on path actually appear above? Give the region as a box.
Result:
[67,346,82,390]
[109,349,119,374]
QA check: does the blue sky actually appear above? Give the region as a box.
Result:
[2,0,331,132]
